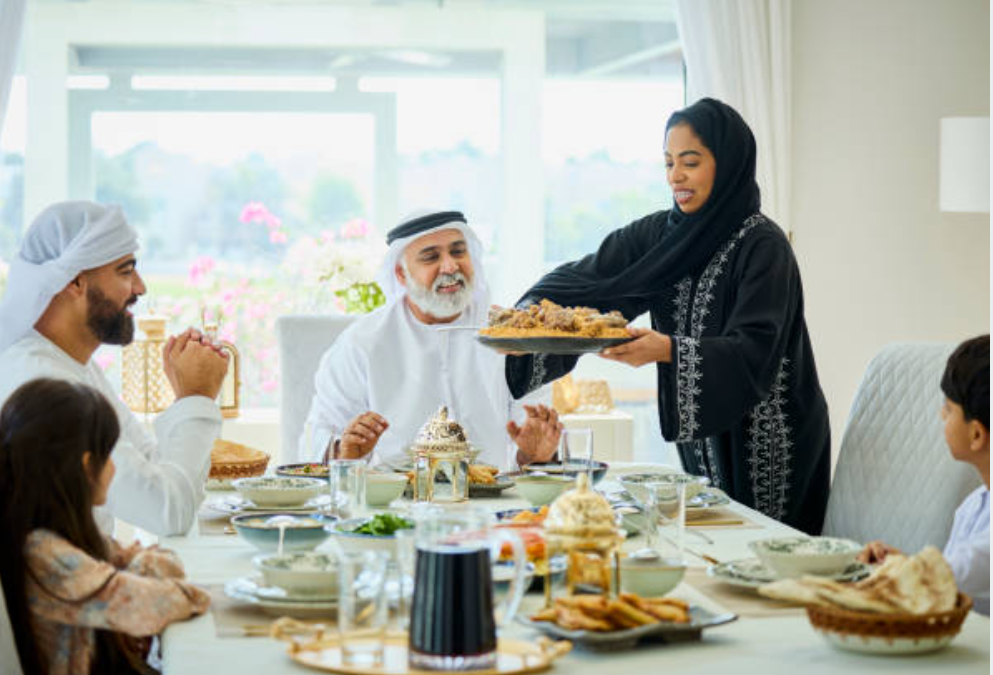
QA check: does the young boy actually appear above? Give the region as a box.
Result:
[860,335,989,615]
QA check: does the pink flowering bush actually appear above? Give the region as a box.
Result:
[147,204,385,407]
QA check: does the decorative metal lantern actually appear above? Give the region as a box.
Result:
[411,407,470,503]
[203,320,241,419]
[122,314,175,413]
[541,471,625,606]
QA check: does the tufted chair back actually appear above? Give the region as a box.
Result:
[822,343,982,552]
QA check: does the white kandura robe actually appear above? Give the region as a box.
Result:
[303,299,547,471]
[0,331,222,536]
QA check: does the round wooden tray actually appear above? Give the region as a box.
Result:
[287,632,570,675]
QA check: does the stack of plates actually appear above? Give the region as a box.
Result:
[225,576,338,618]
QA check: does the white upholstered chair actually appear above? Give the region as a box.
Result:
[276,314,357,464]
[822,343,982,552]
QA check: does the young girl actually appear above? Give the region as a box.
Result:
[0,378,209,675]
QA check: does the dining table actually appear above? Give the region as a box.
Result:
[160,464,991,674]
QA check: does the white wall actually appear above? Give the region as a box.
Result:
[791,0,990,464]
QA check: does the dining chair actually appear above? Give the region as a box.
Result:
[276,314,357,464]
[822,342,982,553]
[0,571,24,675]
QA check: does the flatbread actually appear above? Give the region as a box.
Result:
[758,546,959,615]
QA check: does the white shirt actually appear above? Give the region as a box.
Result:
[0,331,221,536]
[943,485,990,616]
[303,299,547,471]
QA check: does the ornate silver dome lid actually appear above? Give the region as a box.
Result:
[414,406,470,453]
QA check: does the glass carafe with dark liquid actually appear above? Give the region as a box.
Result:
[408,507,527,671]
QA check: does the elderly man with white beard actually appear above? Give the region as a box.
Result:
[302,210,561,470]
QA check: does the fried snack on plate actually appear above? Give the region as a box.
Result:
[556,606,614,632]
[620,593,691,623]
[530,592,691,631]
[467,464,499,485]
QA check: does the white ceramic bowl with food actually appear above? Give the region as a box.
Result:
[253,551,339,595]
[749,536,862,579]
[514,474,574,506]
[364,472,409,507]
[619,553,686,597]
[232,476,326,508]
[326,514,415,555]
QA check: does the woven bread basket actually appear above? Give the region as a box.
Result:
[807,592,972,644]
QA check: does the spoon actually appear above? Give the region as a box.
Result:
[266,515,297,556]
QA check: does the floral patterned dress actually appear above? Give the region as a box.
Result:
[24,529,210,675]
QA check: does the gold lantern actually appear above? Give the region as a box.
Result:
[541,471,625,606]
[203,320,241,419]
[122,315,175,413]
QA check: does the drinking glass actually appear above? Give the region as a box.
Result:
[337,550,390,667]
[648,474,709,563]
[392,528,417,631]
[560,427,593,481]
[327,458,366,519]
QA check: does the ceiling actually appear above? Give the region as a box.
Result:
[59,0,681,79]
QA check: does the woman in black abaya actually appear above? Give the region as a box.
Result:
[507,98,830,534]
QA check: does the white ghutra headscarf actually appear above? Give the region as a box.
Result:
[0,201,139,353]
[375,209,490,308]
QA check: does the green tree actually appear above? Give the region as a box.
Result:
[306,172,363,232]
[199,153,288,259]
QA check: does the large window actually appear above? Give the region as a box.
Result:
[543,79,682,264]
[0,76,25,274]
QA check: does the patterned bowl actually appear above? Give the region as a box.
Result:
[749,536,861,579]
[232,476,327,508]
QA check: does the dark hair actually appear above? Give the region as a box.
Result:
[941,335,990,431]
[0,378,148,674]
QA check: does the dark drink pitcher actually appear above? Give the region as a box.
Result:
[409,507,527,671]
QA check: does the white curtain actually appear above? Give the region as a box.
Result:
[0,0,26,144]
[674,0,792,230]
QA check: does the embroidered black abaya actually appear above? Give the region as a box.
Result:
[506,99,830,534]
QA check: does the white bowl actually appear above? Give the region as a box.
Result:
[364,472,409,507]
[514,474,574,506]
[253,551,339,595]
[618,470,706,504]
[749,536,861,579]
[326,516,413,555]
[619,554,686,597]
[233,476,326,508]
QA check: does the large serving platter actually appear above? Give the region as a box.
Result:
[476,335,632,355]
[517,605,737,651]
[287,633,570,675]
[707,558,871,589]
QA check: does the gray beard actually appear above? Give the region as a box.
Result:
[403,265,474,319]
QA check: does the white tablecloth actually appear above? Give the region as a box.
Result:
[161,468,991,674]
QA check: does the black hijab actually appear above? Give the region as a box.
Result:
[520,98,761,312]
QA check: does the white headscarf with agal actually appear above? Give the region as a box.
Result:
[375,209,490,308]
[0,201,139,353]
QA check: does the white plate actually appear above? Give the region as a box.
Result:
[707,558,871,589]
[205,494,332,515]
[225,576,339,618]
